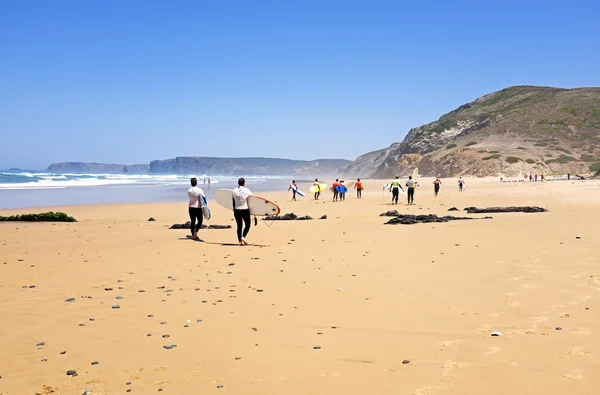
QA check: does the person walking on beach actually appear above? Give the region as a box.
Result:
[233,178,253,246]
[288,180,298,201]
[187,177,205,241]
[433,178,442,196]
[313,179,321,200]
[339,180,346,201]
[355,179,363,198]
[390,176,403,205]
[406,175,416,205]
[332,179,340,202]
[458,177,464,192]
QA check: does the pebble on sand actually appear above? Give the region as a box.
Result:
[112,305,120,309]
[491,331,502,337]
[217,384,224,389]
[91,361,99,365]
[313,346,322,349]
[556,327,563,331]
[65,298,75,303]
[116,296,123,299]
[36,342,46,347]
[402,360,410,364]
[66,370,77,376]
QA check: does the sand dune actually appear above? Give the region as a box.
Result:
[1,178,600,394]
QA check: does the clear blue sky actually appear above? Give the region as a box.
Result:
[1,0,599,169]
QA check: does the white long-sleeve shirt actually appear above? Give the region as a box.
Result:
[188,186,205,208]
[232,186,253,210]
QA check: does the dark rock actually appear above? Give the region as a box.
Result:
[162,334,170,338]
[91,361,99,365]
[170,222,231,229]
[0,212,77,222]
[207,224,232,229]
[556,327,562,331]
[263,213,313,221]
[89,318,95,321]
[313,346,321,349]
[447,207,459,211]
[464,206,548,214]
[402,360,410,364]
[217,384,224,389]
[384,214,482,225]
[60,351,66,355]
[65,298,75,303]
[66,370,77,376]
[320,215,327,219]
[36,342,46,347]
[379,210,400,217]
[112,305,120,309]
[148,217,156,221]
[116,296,123,300]
[105,287,113,291]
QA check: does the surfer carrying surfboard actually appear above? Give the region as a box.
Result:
[233,178,253,246]
[313,179,321,200]
[406,176,416,205]
[332,179,340,201]
[187,177,206,241]
[288,180,298,201]
[355,179,363,198]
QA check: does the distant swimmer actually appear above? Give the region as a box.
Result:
[406,175,416,205]
[355,178,363,198]
[433,178,442,196]
[332,179,340,202]
[390,176,403,205]
[233,178,253,246]
[458,177,465,192]
[187,177,206,241]
[313,178,321,200]
[288,180,298,201]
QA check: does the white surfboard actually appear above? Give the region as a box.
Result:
[214,189,281,216]
[290,184,305,197]
[412,167,419,182]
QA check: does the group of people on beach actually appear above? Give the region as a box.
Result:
[188,177,253,246]
[290,178,364,201]
[187,175,469,245]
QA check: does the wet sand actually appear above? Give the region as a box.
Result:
[1,178,600,394]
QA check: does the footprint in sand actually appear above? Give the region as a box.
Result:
[569,347,594,357]
[484,345,502,356]
[521,283,538,289]
[562,370,583,380]
[587,275,600,288]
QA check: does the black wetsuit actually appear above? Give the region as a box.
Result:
[407,187,415,204]
[188,207,203,236]
[234,209,251,242]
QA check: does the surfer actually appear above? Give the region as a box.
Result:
[288,180,298,201]
[458,177,465,192]
[406,176,416,205]
[340,180,346,201]
[187,177,206,241]
[390,176,403,205]
[233,178,253,246]
[313,179,321,200]
[433,178,442,196]
[355,179,363,198]
[332,179,340,201]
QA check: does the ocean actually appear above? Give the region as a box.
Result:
[0,171,292,209]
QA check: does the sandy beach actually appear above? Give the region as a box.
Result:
[1,178,600,395]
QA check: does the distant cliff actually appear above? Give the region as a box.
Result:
[45,157,350,175]
[345,86,600,178]
[148,157,350,175]
[46,162,150,174]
